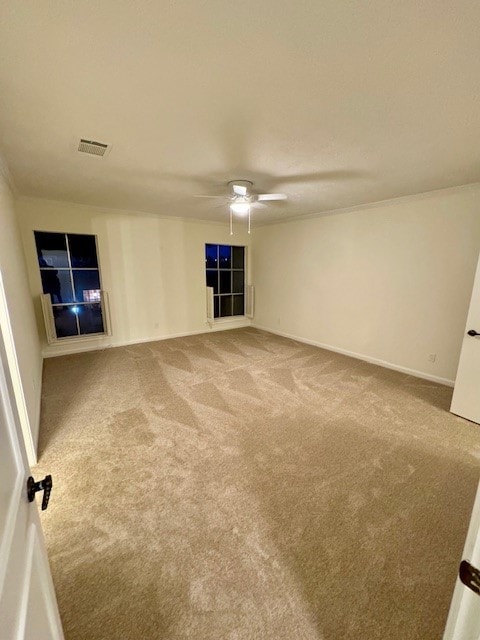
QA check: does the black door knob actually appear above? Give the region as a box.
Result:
[27,475,52,510]
[467,330,480,337]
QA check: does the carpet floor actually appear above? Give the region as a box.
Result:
[34,328,480,640]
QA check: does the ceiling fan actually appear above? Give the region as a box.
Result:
[195,180,287,234]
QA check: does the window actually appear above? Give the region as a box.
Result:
[205,244,245,318]
[34,231,108,339]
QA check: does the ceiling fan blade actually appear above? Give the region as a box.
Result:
[233,184,247,196]
[194,195,226,199]
[257,193,287,201]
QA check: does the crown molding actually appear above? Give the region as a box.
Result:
[255,181,480,227]
[15,194,240,230]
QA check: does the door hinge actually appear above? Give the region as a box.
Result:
[459,560,480,595]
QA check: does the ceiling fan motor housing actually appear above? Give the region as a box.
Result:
[228,180,253,200]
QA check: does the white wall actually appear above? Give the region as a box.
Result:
[0,170,43,459]
[252,184,480,384]
[16,197,252,357]
[15,185,480,383]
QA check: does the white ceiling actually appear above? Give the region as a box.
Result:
[0,1,479,223]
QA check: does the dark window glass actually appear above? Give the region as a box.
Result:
[52,306,78,338]
[73,270,101,303]
[219,271,231,294]
[232,271,244,294]
[205,244,245,318]
[220,296,233,317]
[206,270,218,294]
[78,303,104,335]
[35,230,105,339]
[205,244,218,269]
[232,246,244,270]
[40,270,74,304]
[35,232,69,268]
[233,295,245,316]
[68,234,99,268]
[219,245,231,269]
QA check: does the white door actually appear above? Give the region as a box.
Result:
[0,307,63,636]
[451,252,480,424]
[444,481,480,639]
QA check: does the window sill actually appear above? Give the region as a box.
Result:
[50,332,107,345]
[213,316,248,324]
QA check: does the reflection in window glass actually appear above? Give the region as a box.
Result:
[219,245,231,269]
[232,271,244,294]
[232,246,244,270]
[35,231,105,339]
[206,270,218,294]
[205,244,245,318]
[52,306,78,338]
[83,290,101,303]
[220,295,233,317]
[205,244,218,269]
[219,271,231,294]
[69,234,99,268]
[78,304,104,335]
[40,270,74,304]
[73,270,101,303]
[233,295,245,316]
[35,232,69,268]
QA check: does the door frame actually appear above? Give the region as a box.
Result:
[444,480,480,638]
[0,270,37,465]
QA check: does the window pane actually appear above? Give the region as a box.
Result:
[35,232,69,268]
[40,270,74,304]
[53,305,79,338]
[73,270,101,303]
[232,246,244,269]
[220,295,233,317]
[232,271,244,294]
[205,244,218,269]
[68,234,99,268]
[214,296,219,318]
[78,303,104,335]
[219,271,231,294]
[219,245,231,269]
[206,270,218,294]
[233,295,245,316]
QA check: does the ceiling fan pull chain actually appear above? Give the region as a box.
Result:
[248,208,251,234]
[230,208,233,235]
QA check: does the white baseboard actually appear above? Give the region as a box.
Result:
[252,323,455,387]
[42,319,252,358]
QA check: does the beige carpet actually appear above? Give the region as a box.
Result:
[34,328,479,640]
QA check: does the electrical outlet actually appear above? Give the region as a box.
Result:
[428,354,436,363]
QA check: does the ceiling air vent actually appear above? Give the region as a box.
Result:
[77,138,110,157]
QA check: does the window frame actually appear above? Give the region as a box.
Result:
[205,243,246,320]
[34,230,110,342]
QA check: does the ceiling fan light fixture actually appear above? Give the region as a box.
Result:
[196,180,287,233]
[230,202,250,216]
